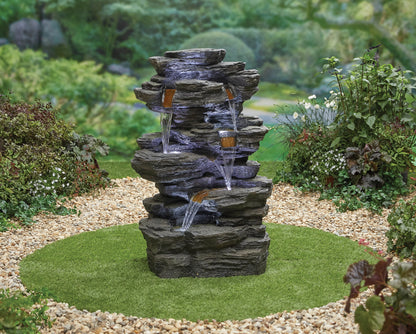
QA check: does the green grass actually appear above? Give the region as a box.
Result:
[20,223,373,322]
[256,82,309,101]
[99,160,138,179]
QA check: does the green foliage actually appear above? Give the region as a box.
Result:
[180,31,256,69]
[274,50,415,213]
[0,95,108,229]
[39,0,236,66]
[0,44,159,158]
[0,0,35,36]
[344,258,416,333]
[0,289,53,333]
[323,49,416,147]
[386,197,416,258]
[0,44,136,110]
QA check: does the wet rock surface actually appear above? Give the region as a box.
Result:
[132,48,271,278]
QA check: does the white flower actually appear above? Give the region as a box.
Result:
[314,104,320,109]
[308,94,316,100]
[304,102,312,110]
[293,112,299,119]
[301,115,306,122]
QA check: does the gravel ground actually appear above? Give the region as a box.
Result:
[1,177,412,334]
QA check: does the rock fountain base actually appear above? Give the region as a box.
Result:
[132,48,272,278]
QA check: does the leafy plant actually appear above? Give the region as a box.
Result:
[344,258,416,334]
[323,47,416,148]
[0,289,53,333]
[386,196,416,258]
[0,94,108,229]
[274,49,415,213]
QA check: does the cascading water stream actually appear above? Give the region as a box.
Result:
[214,148,235,191]
[160,84,176,154]
[178,201,202,232]
[215,130,237,191]
[178,190,209,232]
[160,111,173,154]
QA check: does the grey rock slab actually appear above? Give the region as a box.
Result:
[9,18,40,50]
[41,19,70,57]
[139,218,186,253]
[164,48,226,65]
[131,149,211,183]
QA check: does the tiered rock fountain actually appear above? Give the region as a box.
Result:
[132,48,273,278]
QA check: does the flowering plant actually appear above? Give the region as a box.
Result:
[28,166,70,198]
[310,149,346,186]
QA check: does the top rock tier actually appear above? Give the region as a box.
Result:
[135,48,259,110]
[134,48,266,160]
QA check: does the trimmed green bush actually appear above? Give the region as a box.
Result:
[180,30,256,69]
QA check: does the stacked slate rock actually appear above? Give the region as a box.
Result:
[132,48,273,278]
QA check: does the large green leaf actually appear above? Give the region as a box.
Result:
[347,122,355,131]
[366,116,376,128]
[354,296,385,334]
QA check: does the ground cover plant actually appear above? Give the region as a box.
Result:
[19,223,374,322]
[274,47,416,213]
[0,289,53,333]
[0,94,110,230]
[386,196,416,259]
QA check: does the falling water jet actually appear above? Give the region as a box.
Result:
[160,82,176,154]
[215,130,237,190]
[178,189,210,232]
[160,111,173,154]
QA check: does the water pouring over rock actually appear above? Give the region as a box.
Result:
[132,48,272,278]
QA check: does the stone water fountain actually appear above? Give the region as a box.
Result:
[132,48,273,278]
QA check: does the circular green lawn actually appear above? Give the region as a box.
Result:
[20,223,372,321]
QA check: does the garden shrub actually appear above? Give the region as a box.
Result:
[180,30,256,69]
[386,196,416,258]
[274,48,416,213]
[0,289,53,333]
[0,94,110,228]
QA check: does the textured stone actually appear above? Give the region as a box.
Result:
[9,18,40,50]
[133,48,272,278]
[139,218,270,278]
[41,19,71,57]
[164,48,226,65]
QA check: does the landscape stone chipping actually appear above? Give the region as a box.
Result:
[1,177,410,333]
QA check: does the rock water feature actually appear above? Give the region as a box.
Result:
[132,48,273,278]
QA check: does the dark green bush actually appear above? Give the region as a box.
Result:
[0,95,109,227]
[180,31,256,69]
[386,197,416,258]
